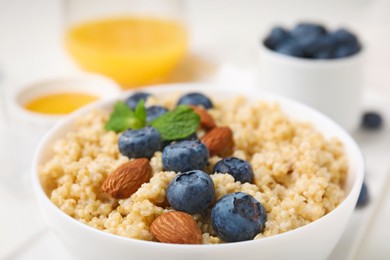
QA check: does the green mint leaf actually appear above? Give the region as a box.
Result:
[150,105,200,141]
[105,101,146,132]
[134,99,147,126]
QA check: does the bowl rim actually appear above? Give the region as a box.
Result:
[31,82,365,249]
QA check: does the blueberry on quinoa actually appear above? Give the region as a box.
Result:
[177,92,213,109]
[162,132,197,149]
[162,139,209,172]
[213,157,254,183]
[211,192,267,242]
[125,92,151,110]
[167,170,215,214]
[118,126,162,159]
[146,105,168,123]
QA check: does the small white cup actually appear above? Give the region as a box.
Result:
[258,42,364,132]
[12,73,121,127]
[6,73,121,176]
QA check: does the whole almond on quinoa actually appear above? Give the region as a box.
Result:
[201,126,234,157]
[102,158,151,199]
[150,211,202,244]
[190,105,216,130]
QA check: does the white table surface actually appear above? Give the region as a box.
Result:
[1,0,390,259]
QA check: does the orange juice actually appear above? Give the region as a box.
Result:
[25,93,98,115]
[65,17,188,88]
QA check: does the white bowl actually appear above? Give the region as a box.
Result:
[257,40,364,133]
[32,83,364,260]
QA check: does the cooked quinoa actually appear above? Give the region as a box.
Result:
[39,95,348,244]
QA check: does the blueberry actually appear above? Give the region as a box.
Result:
[146,106,168,123]
[291,23,327,39]
[333,42,361,58]
[177,92,213,109]
[312,49,333,59]
[362,111,383,130]
[274,38,305,57]
[118,126,162,159]
[162,139,209,172]
[330,29,361,58]
[299,34,323,57]
[264,27,290,50]
[211,192,267,242]
[213,157,254,183]
[162,132,197,149]
[305,34,335,59]
[290,23,327,57]
[125,92,151,110]
[331,28,359,46]
[167,170,215,214]
[300,33,333,57]
[356,181,369,208]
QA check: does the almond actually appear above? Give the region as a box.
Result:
[201,126,234,157]
[150,211,202,244]
[190,105,216,130]
[102,158,151,199]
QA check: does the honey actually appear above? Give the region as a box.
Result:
[25,93,98,115]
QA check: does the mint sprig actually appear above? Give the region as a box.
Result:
[134,99,147,126]
[105,101,200,141]
[104,100,146,132]
[150,105,200,141]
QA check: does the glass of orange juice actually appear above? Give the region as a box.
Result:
[63,0,188,88]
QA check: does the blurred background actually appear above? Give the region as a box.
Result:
[0,0,390,259]
[0,0,389,91]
